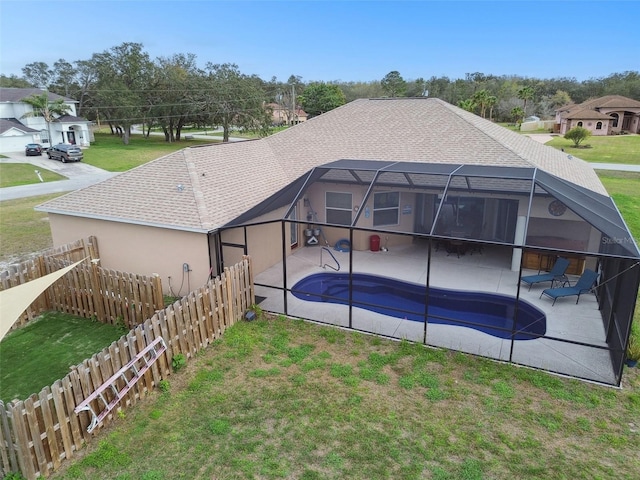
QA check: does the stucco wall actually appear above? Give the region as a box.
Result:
[48,214,210,296]
[221,215,289,275]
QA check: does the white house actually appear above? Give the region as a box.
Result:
[0,88,92,153]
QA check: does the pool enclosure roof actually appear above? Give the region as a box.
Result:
[225,160,640,259]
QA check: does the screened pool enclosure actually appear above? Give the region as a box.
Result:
[215,160,640,386]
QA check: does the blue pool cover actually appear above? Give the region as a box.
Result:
[291,273,546,340]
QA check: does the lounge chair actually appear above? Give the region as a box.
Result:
[540,269,599,305]
[521,257,570,291]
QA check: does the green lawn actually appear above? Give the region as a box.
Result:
[50,316,640,480]
[545,135,640,164]
[599,172,640,236]
[0,193,62,265]
[0,163,66,187]
[82,132,216,172]
[0,311,125,403]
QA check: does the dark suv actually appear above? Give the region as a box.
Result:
[47,144,83,163]
[25,143,43,156]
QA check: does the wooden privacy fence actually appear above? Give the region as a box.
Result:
[0,257,255,480]
[0,236,164,332]
[0,237,99,329]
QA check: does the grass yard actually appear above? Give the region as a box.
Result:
[0,193,61,266]
[82,132,215,172]
[0,311,125,403]
[599,172,640,235]
[51,316,640,480]
[0,163,66,187]
[546,134,640,164]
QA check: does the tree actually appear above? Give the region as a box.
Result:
[472,89,492,118]
[486,95,498,121]
[564,126,591,147]
[0,74,32,88]
[92,42,154,144]
[458,98,477,112]
[517,86,535,120]
[50,59,77,97]
[148,53,201,142]
[299,82,346,117]
[21,61,52,88]
[381,71,406,97]
[510,107,525,126]
[20,92,71,146]
[549,90,572,109]
[204,63,272,142]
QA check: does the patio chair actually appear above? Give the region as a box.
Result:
[520,257,570,291]
[540,269,599,305]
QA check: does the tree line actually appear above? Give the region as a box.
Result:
[2,42,638,143]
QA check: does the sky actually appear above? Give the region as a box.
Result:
[1,0,638,84]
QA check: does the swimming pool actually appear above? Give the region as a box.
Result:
[291,273,546,340]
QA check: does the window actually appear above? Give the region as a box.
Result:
[373,191,400,226]
[596,121,603,130]
[577,121,583,127]
[326,192,352,225]
[611,113,619,127]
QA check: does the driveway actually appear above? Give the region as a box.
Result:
[0,151,119,201]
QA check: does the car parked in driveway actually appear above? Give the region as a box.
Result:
[47,144,83,163]
[25,143,43,156]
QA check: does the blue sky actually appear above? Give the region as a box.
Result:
[1,1,638,83]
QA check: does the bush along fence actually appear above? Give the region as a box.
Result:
[0,256,255,479]
[0,236,164,332]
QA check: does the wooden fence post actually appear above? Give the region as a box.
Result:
[152,274,163,312]
[90,260,106,322]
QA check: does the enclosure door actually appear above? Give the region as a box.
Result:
[414,193,436,234]
[290,205,298,249]
[493,199,518,242]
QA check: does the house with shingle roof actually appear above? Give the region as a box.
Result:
[266,102,308,125]
[555,94,640,136]
[0,88,92,153]
[36,97,640,386]
[36,97,637,282]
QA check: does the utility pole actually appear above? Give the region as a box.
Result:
[291,83,296,126]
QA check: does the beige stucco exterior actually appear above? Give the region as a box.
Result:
[48,214,211,296]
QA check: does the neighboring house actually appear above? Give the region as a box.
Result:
[0,88,93,153]
[555,94,640,135]
[266,102,308,125]
[36,97,639,385]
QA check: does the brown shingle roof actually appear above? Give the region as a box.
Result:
[579,94,640,110]
[559,107,613,120]
[38,98,607,231]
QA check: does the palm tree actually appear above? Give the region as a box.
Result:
[20,92,71,147]
[486,95,497,121]
[458,98,477,113]
[517,86,534,121]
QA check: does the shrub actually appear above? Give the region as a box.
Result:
[172,353,186,372]
[564,126,591,147]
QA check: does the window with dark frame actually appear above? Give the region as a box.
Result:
[325,192,352,225]
[373,191,400,226]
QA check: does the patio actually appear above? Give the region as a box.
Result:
[254,241,615,385]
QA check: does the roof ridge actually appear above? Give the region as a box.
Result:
[437,99,540,168]
[183,148,214,230]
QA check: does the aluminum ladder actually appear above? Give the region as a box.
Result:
[74,336,167,433]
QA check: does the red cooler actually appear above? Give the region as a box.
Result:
[370,235,380,252]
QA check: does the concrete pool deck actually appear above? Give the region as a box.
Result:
[254,242,615,385]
